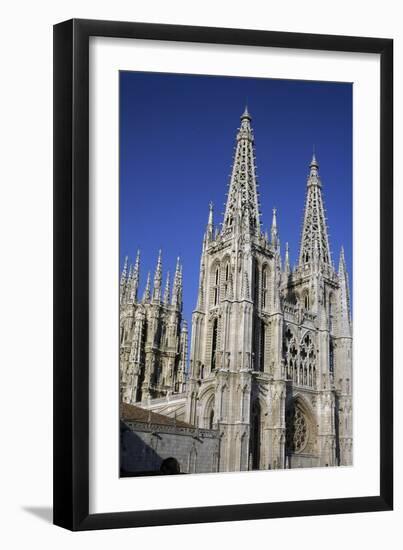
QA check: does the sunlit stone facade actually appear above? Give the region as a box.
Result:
[120,108,353,473]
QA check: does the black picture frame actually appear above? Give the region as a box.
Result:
[53,18,393,531]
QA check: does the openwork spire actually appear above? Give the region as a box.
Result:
[285,242,291,274]
[222,107,261,235]
[163,271,170,305]
[172,257,182,308]
[152,249,163,302]
[271,207,279,247]
[205,201,214,242]
[119,256,129,305]
[143,271,151,302]
[298,153,332,267]
[128,249,140,303]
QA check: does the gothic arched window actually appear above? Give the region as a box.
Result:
[262,265,268,309]
[260,321,265,372]
[210,264,220,306]
[284,326,299,381]
[211,318,218,371]
[253,260,260,306]
[302,290,310,310]
[329,293,335,332]
[209,409,214,429]
[214,267,220,305]
[223,261,230,298]
[329,339,334,375]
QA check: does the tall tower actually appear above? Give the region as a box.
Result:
[282,153,352,468]
[186,108,286,472]
[120,250,188,405]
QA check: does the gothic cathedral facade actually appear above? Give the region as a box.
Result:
[120,107,353,472]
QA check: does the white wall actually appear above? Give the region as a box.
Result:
[0,0,400,547]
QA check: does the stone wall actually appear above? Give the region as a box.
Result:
[121,420,220,475]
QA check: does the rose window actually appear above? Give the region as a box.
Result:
[286,405,309,453]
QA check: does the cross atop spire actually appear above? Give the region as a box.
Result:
[298,153,331,267]
[222,107,261,236]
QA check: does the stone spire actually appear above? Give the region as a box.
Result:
[152,249,163,302]
[172,257,182,308]
[298,152,332,267]
[222,107,261,236]
[143,271,151,303]
[120,255,129,304]
[206,201,214,241]
[125,264,133,305]
[179,264,183,306]
[338,246,352,336]
[128,263,133,279]
[163,271,170,305]
[128,250,140,303]
[271,207,279,248]
[285,242,291,274]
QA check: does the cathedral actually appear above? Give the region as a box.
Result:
[120,107,353,474]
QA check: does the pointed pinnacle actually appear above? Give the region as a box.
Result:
[241,105,251,119]
[156,248,162,268]
[338,246,347,275]
[285,242,291,272]
[311,147,318,167]
[143,271,151,302]
[208,201,214,227]
[175,256,180,274]
[121,255,129,276]
[134,249,140,268]
[163,271,170,304]
[272,207,277,229]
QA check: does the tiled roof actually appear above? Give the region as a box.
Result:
[121,402,194,429]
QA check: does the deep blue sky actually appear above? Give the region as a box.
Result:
[120,71,352,325]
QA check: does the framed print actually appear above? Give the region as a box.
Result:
[53,19,393,530]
